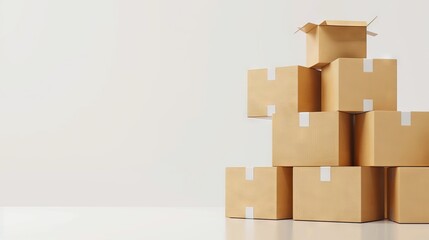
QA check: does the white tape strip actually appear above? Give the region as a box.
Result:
[267,68,275,81]
[267,105,276,116]
[245,167,254,181]
[401,112,411,126]
[320,166,331,182]
[245,207,254,219]
[363,59,373,72]
[299,112,310,127]
[363,99,373,112]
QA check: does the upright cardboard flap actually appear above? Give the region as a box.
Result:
[297,20,376,36]
[297,22,318,33]
[320,20,367,27]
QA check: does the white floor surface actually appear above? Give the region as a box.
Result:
[0,207,428,239]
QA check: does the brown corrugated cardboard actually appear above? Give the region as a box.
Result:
[273,111,352,166]
[293,166,384,222]
[322,58,397,113]
[384,167,388,219]
[298,20,368,68]
[247,66,320,118]
[225,167,292,220]
[388,167,429,223]
[355,111,429,166]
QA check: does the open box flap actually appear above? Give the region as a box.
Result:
[320,20,367,26]
[296,17,378,36]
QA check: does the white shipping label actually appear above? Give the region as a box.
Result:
[267,68,276,81]
[401,112,411,126]
[299,112,310,127]
[245,167,254,181]
[363,59,373,72]
[320,166,331,182]
[363,99,373,112]
[245,207,254,219]
[267,105,276,116]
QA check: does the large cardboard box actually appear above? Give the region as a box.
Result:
[247,66,320,118]
[298,20,368,68]
[355,111,429,166]
[293,166,384,223]
[273,111,352,166]
[388,167,429,223]
[225,167,292,220]
[322,58,397,113]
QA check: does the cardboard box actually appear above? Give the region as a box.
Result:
[225,167,292,219]
[322,58,397,113]
[273,111,352,166]
[388,167,429,223]
[247,66,321,118]
[384,167,388,219]
[298,20,369,68]
[355,111,429,166]
[293,166,384,222]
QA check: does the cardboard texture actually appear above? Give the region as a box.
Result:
[272,111,352,166]
[225,167,292,220]
[293,167,384,222]
[247,66,321,118]
[322,58,397,113]
[388,167,429,223]
[355,111,429,166]
[384,167,388,219]
[299,20,367,68]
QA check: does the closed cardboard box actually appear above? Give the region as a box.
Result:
[355,111,429,166]
[322,58,397,113]
[298,20,368,68]
[293,166,384,223]
[273,111,352,166]
[388,167,429,223]
[225,167,292,220]
[247,66,320,118]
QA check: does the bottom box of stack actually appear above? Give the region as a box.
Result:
[225,167,292,220]
[293,166,384,222]
[388,167,429,223]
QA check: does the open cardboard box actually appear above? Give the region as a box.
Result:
[298,20,376,68]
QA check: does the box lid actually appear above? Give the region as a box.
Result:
[296,18,377,36]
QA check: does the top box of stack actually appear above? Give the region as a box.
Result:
[298,20,372,68]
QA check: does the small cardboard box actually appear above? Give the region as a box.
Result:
[355,111,429,166]
[273,111,352,166]
[322,58,397,113]
[298,20,369,68]
[388,167,429,223]
[225,167,292,220]
[247,66,320,118]
[293,166,384,223]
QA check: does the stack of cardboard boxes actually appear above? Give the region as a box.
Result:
[226,20,429,223]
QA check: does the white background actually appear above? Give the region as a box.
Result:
[0,0,428,207]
